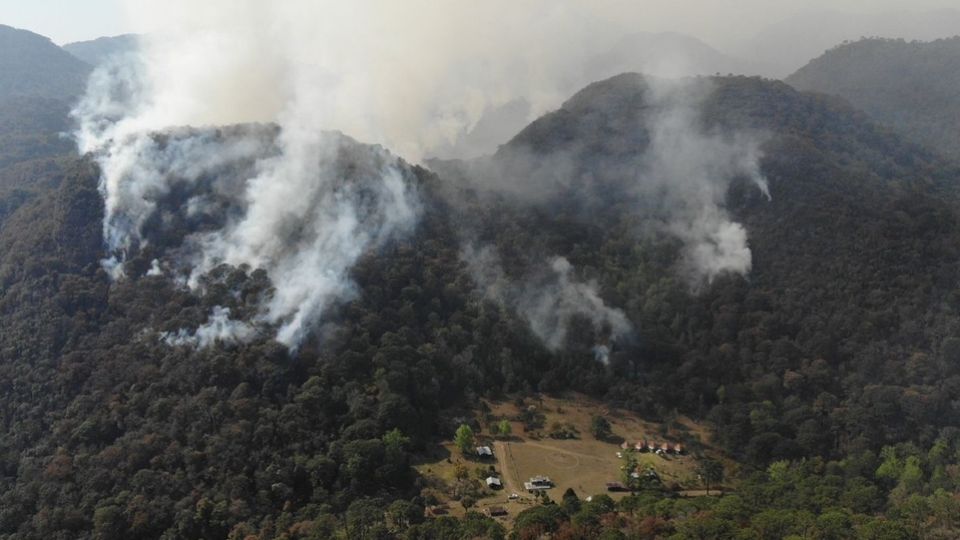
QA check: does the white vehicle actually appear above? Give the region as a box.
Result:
[508,493,519,500]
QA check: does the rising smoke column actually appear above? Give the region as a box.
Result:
[455,75,770,288]
[71,2,769,349]
[464,246,631,351]
[523,257,632,350]
[454,75,768,352]
[72,10,420,349]
[69,0,663,350]
[639,78,770,285]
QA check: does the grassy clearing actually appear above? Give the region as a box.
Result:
[415,393,730,525]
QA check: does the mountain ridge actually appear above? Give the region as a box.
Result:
[2,59,960,537]
[0,24,90,101]
[737,8,960,77]
[63,34,141,66]
[786,36,960,160]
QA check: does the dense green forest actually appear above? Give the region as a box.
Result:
[786,37,960,160]
[4,23,960,537]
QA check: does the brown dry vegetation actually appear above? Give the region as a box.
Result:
[415,393,732,525]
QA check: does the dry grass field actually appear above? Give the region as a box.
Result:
[486,396,713,496]
[414,393,731,525]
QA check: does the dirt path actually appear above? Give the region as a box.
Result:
[679,489,730,497]
[518,440,618,462]
[493,441,524,495]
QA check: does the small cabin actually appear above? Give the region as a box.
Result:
[476,446,494,458]
[485,476,502,489]
[486,506,508,517]
[428,504,450,516]
[529,475,552,486]
[524,475,553,492]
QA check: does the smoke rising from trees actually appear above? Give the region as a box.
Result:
[72,5,423,349]
[72,2,769,350]
[639,79,770,284]
[463,246,631,351]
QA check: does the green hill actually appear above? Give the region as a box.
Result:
[786,37,960,160]
[0,24,90,101]
[0,25,88,178]
[2,72,960,538]
[63,34,140,66]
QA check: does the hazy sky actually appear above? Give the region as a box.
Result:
[2,0,959,45]
[0,0,127,44]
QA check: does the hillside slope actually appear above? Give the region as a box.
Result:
[63,34,140,66]
[786,37,960,160]
[0,24,90,100]
[440,72,960,459]
[2,73,960,537]
[740,8,960,77]
[0,25,89,180]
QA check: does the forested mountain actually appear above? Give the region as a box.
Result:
[431,32,756,160]
[0,25,87,177]
[738,8,960,77]
[0,25,89,100]
[4,62,960,538]
[786,37,960,160]
[440,74,960,458]
[63,34,140,66]
[0,96,74,172]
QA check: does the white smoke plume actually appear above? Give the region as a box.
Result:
[527,257,632,349]
[639,79,770,284]
[73,4,423,349]
[185,146,417,347]
[162,306,256,348]
[95,1,781,161]
[464,246,631,351]
[84,1,600,161]
[72,2,770,348]
[447,75,770,287]
[592,344,613,365]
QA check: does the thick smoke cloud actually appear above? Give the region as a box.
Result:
[73,6,421,349]
[464,247,631,352]
[106,0,792,161]
[448,75,770,287]
[72,1,769,350]
[640,79,770,284]
[93,1,598,160]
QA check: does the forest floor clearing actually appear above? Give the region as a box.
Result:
[414,393,732,526]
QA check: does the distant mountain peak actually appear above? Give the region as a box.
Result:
[0,24,90,100]
[63,33,141,66]
[786,36,960,160]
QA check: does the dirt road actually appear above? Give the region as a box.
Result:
[492,440,524,496]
